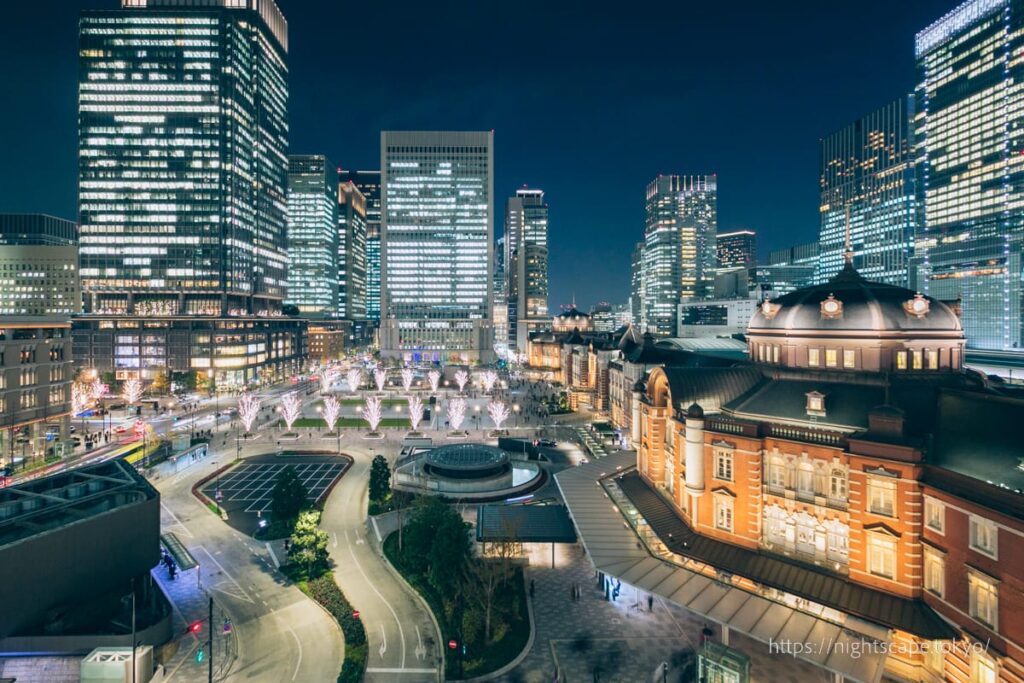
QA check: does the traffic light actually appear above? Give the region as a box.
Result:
[196,647,204,663]
[189,620,202,634]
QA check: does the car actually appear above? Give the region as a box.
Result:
[537,439,557,447]
[114,425,128,434]
[69,425,77,434]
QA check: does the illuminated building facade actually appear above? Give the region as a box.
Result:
[286,155,338,315]
[505,187,549,354]
[0,215,80,318]
[493,235,509,357]
[338,170,381,322]
[626,264,1024,682]
[74,0,303,386]
[817,96,916,287]
[643,175,717,336]
[380,131,494,363]
[630,241,644,327]
[338,180,367,320]
[716,229,757,269]
[916,0,1024,349]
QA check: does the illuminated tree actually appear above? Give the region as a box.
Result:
[322,395,341,434]
[280,392,302,432]
[487,401,510,431]
[346,368,362,394]
[320,366,340,394]
[407,395,424,432]
[364,396,383,432]
[448,398,467,432]
[455,370,469,393]
[428,369,441,393]
[479,370,498,394]
[90,377,107,402]
[374,368,387,392]
[401,367,414,393]
[121,378,143,406]
[72,382,91,416]
[237,393,261,433]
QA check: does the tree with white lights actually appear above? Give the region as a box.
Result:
[480,370,498,393]
[280,392,302,432]
[448,397,467,432]
[428,369,441,393]
[90,377,107,402]
[238,393,261,433]
[320,366,340,394]
[122,378,143,406]
[346,368,362,394]
[364,396,383,432]
[72,382,91,416]
[374,368,387,392]
[401,367,414,393]
[455,370,469,393]
[407,395,424,432]
[488,401,510,431]
[322,395,341,434]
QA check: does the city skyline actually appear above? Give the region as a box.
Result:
[0,0,947,309]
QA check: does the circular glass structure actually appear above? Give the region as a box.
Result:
[424,443,510,479]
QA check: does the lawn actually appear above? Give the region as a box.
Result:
[313,398,407,408]
[277,417,411,429]
[383,531,530,678]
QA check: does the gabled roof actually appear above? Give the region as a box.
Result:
[725,378,886,431]
[660,366,764,413]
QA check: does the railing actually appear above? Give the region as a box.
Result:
[766,423,846,447]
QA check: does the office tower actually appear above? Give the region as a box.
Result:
[380,131,494,362]
[630,241,645,327]
[0,215,78,469]
[817,96,916,286]
[505,187,550,354]
[590,302,617,333]
[755,242,819,298]
[493,235,509,357]
[338,170,381,322]
[286,155,338,315]
[338,181,368,320]
[75,0,304,385]
[916,0,1024,349]
[642,175,718,336]
[716,229,757,269]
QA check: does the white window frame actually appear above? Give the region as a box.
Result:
[808,348,820,367]
[968,570,999,631]
[867,533,896,579]
[713,449,733,482]
[829,467,847,501]
[969,515,998,559]
[825,348,838,368]
[715,495,734,533]
[923,640,944,676]
[924,497,945,535]
[971,649,997,683]
[843,348,856,369]
[923,546,944,598]
[867,476,896,517]
[768,454,786,489]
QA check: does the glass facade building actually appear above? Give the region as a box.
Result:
[716,229,757,269]
[642,175,718,336]
[630,241,645,327]
[816,96,916,287]
[338,170,381,322]
[285,155,338,315]
[380,131,494,362]
[916,0,1024,349]
[74,0,304,386]
[505,188,549,354]
[338,181,367,320]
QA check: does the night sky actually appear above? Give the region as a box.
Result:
[0,0,947,310]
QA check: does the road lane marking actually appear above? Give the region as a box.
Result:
[365,668,438,674]
[379,623,387,657]
[265,542,280,568]
[195,545,253,604]
[160,502,194,538]
[415,625,426,660]
[345,528,406,667]
[284,620,303,681]
[371,516,382,543]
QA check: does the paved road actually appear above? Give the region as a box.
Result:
[320,443,442,683]
[155,435,344,683]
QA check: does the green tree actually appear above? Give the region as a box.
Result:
[401,497,453,574]
[428,509,471,596]
[289,510,329,577]
[271,466,308,525]
[151,369,170,394]
[368,455,391,504]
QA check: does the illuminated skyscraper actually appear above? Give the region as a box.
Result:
[505,187,549,354]
[75,0,304,385]
[916,0,1024,349]
[338,170,381,322]
[642,175,717,336]
[816,96,915,287]
[630,241,645,327]
[380,131,494,362]
[338,181,367,320]
[716,229,757,269]
[286,155,338,315]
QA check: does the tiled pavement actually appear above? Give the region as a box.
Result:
[500,543,832,683]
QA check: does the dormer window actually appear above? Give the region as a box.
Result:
[806,391,826,417]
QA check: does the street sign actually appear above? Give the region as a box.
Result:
[352,610,360,620]
[448,639,457,650]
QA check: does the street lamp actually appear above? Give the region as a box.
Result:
[513,403,520,428]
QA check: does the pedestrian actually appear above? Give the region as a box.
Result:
[647,594,654,612]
